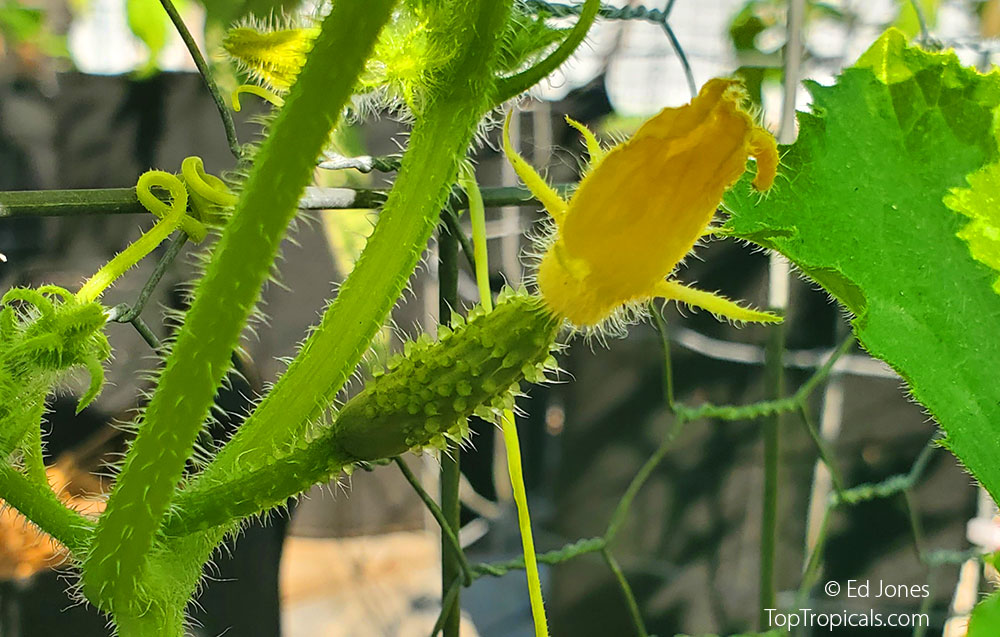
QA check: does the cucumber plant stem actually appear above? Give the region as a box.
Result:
[192,0,515,502]
[144,4,516,631]
[83,0,397,623]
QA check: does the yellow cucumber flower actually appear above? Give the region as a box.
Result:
[223,26,318,91]
[222,15,438,114]
[504,78,781,328]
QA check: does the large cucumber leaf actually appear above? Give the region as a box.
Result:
[725,29,1000,501]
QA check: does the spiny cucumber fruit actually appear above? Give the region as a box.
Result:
[166,290,562,536]
[336,289,561,459]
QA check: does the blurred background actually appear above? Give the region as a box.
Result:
[1,1,999,635]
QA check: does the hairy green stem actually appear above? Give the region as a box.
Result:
[90,3,601,632]
[162,441,350,536]
[459,167,492,308]
[154,8,524,600]
[0,381,47,458]
[0,463,94,555]
[199,101,490,479]
[193,0,516,509]
[21,412,46,486]
[82,0,397,621]
[114,605,184,637]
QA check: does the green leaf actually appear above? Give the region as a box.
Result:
[943,146,1000,294]
[126,0,169,72]
[725,29,1000,501]
[969,591,1000,637]
[894,0,939,38]
[494,2,566,75]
